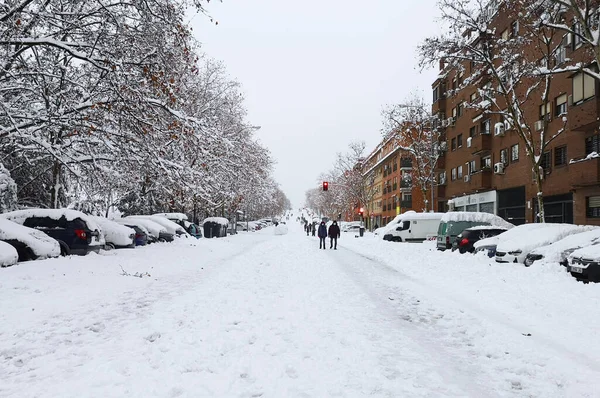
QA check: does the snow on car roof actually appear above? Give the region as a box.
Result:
[91,216,136,246]
[530,228,600,259]
[570,242,600,261]
[2,208,101,231]
[0,217,60,258]
[203,217,229,226]
[497,224,595,253]
[153,212,188,221]
[400,212,444,220]
[473,235,501,248]
[440,211,514,229]
[465,225,509,231]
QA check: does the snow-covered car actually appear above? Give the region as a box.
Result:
[343,225,362,233]
[90,216,136,249]
[524,228,600,267]
[437,212,514,251]
[2,209,102,256]
[473,235,501,257]
[0,217,61,261]
[0,240,19,267]
[341,221,362,232]
[117,217,167,243]
[495,223,596,264]
[452,226,508,253]
[144,215,188,236]
[567,245,600,282]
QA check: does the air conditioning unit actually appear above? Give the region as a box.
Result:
[464,175,470,182]
[494,122,505,136]
[494,162,505,174]
[466,137,472,147]
[440,141,448,151]
[439,177,447,186]
[534,120,544,131]
[441,119,449,127]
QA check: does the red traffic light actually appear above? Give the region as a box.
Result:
[323,181,329,191]
[359,207,364,215]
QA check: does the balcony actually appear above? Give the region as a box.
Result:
[468,169,492,190]
[400,179,412,189]
[570,156,600,187]
[568,98,600,132]
[400,158,413,169]
[469,133,492,155]
[400,200,413,208]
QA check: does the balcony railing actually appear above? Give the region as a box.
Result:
[470,133,492,155]
[468,169,492,190]
[568,98,600,132]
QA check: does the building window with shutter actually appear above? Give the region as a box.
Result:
[554,146,567,166]
[500,148,508,165]
[457,165,463,178]
[468,160,476,174]
[451,168,457,181]
[511,144,519,162]
[539,102,551,121]
[481,119,491,134]
[451,137,457,151]
[469,126,477,137]
[457,134,463,148]
[482,156,492,169]
[587,196,600,218]
[540,151,552,171]
[572,72,596,104]
[586,134,600,155]
[555,94,567,116]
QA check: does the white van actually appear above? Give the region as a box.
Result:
[383,212,444,242]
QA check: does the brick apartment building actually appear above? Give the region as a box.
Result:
[432,3,600,226]
[361,135,427,228]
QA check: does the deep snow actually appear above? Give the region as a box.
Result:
[2,221,600,397]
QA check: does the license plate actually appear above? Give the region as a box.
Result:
[571,266,583,274]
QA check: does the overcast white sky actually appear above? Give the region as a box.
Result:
[191,1,442,208]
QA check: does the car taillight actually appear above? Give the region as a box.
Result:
[75,229,87,240]
[459,238,469,246]
[135,233,142,238]
[446,236,450,245]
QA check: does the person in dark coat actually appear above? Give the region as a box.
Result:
[312,222,316,236]
[306,222,311,236]
[328,220,341,250]
[317,221,328,249]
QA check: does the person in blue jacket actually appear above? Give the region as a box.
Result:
[317,221,328,249]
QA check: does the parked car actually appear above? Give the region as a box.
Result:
[2,209,102,256]
[183,221,202,238]
[437,212,513,251]
[0,217,61,261]
[128,225,149,246]
[142,215,187,237]
[452,226,508,254]
[567,244,600,283]
[90,216,136,249]
[344,224,362,233]
[117,217,166,243]
[496,223,595,264]
[0,240,19,267]
[524,228,600,267]
[384,213,443,242]
[474,235,500,257]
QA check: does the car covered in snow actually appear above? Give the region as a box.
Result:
[567,244,600,282]
[437,212,514,251]
[119,217,168,243]
[452,226,508,254]
[0,240,19,267]
[384,212,443,243]
[524,228,600,267]
[90,216,136,249]
[495,223,596,264]
[2,209,102,256]
[0,218,61,261]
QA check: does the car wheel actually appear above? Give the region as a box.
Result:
[58,240,70,256]
[105,243,116,251]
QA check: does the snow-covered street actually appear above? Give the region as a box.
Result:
[2,224,600,397]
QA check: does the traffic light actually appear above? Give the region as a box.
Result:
[322,181,329,191]
[359,207,364,216]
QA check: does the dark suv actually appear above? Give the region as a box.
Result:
[21,214,101,256]
[452,227,507,254]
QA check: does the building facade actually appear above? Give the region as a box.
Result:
[432,3,600,226]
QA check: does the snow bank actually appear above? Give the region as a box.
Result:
[0,240,18,266]
[91,216,135,247]
[530,228,600,264]
[274,224,289,235]
[440,211,514,229]
[203,217,229,226]
[0,217,61,259]
[497,224,595,253]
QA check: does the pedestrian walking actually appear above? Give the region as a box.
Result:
[312,222,316,236]
[328,220,341,250]
[317,221,328,249]
[306,222,311,236]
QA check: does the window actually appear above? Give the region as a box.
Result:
[586,134,600,155]
[481,119,491,134]
[468,160,476,174]
[573,22,582,48]
[500,148,508,165]
[469,126,477,137]
[457,165,463,178]
[555,46,566,65]
[555,94,567,116]
[470,92,478,101]
[587,196,600,218]
[451,168,457,181]
[439,171,447,184]
[457,134,463,148]
[433,85,440,102]
[573,72,596,103]
[457,102,464,117]
[402,192,412,202]
[511,144,519,162]
[554,146,567,166]
[451,137,457,151]
[452,107,457,118]
[539,102,551,120]
[501,29,509,41]
[511,20,519,37]
[482,156,492,169]
[540,151,551,171]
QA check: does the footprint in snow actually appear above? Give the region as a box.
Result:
[145,332,161,342]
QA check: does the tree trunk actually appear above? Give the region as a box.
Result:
[533,168,545,223]
[50,161,61,209]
